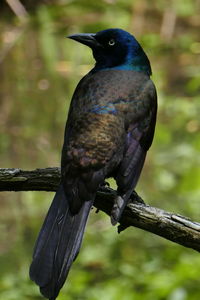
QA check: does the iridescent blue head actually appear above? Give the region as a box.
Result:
[68,28,152,75]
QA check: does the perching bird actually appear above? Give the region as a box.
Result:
[30,28,157,300]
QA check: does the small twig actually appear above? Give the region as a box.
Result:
[0,0,29,64]
[160,8,177,42]
[6,0,28,21]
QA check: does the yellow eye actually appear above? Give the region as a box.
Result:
[108,39,115,46]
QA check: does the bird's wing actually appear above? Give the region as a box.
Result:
[117,102,157,191]
[111,85,157,224]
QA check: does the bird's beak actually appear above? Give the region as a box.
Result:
[67,33,102,49]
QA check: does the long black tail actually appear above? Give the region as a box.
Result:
[30,184,93,300]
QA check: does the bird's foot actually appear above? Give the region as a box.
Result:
[110,195,124,226]
[117,192,145,234]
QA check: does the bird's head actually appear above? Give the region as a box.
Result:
[68,28,152,75]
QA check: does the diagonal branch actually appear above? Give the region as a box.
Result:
[1,167,200,252]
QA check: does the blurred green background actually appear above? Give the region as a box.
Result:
[0,0,200,299]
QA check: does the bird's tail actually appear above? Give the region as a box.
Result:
[29,184,93,300]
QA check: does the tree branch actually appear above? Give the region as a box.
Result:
[1,167,200,252]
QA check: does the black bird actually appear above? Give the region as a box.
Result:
[30,28,157,299]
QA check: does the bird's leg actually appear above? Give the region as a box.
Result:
[95,181,111,213]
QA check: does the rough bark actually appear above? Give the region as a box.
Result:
[1,167,200,252]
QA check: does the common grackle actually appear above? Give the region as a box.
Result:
[30,28,157,300]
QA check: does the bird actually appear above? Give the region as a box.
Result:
[29,28,157,300]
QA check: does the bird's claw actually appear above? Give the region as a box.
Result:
[130,190,145,204]
[111,195,124,226]
[117,223,130,233]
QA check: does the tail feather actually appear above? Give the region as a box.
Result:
[30,184,93,299]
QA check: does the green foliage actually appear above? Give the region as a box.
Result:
[0,0,200,299]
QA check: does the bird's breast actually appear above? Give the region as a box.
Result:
[66,112,125,170]
[64,69,154,171]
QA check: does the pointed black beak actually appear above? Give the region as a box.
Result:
[67,33,102,49]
